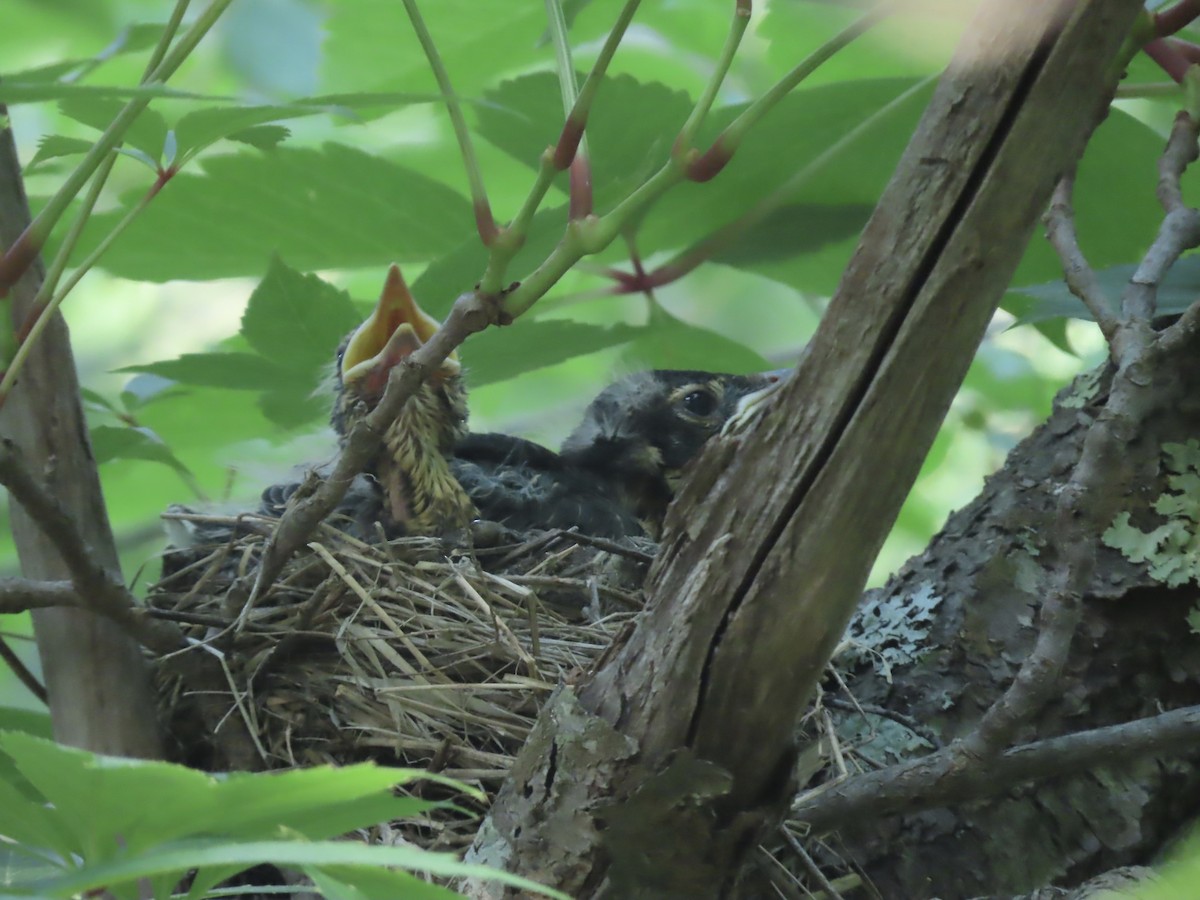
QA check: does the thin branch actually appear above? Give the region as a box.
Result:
[0,636,47,704]
[688,2,891,182]
[241,290,503,615]
[0,439,184,655]
[823,697,941,751]
[0,577,78,614]
[1125,108,1200,321]
[794,704,1200,834]
[0,0,234,292]
[544,0,593,219]
[1044,173,1120,342]
[400,0,496,244]
[1143,37,1193,82]
[1155,0,1200,36]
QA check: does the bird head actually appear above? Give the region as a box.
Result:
[333,264,465,443]
[560,369,786,523]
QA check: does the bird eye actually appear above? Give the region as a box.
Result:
[680,388,719,418]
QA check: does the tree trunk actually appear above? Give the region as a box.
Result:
[794,358,1200,898]
[0,118,161,757]
[462,0,1145,895]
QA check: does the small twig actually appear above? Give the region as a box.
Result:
[779,825,846,900]
[1125,104,1200,321]
[242,290,502,617]
[0,577,78,614]
[400,0,495,244]
[0,439,187,655]
[1044,173,1120,342]
[1155,0,1200,36]
[0,636,47,704]
[546,529,656,564]
[1144,37,1194,83]
[794,704,1200,834]
[823,697,941,751]
[688,2,891,182]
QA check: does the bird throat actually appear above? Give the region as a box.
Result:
[378,388,476,537]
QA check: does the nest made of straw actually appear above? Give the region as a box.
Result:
[149,512,652,852]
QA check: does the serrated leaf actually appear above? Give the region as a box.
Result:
[621,302,773,373]
[258,388,328,429]
[227,124,291,150]
[712,203,874,267]
[0,82,238,103]
[1102,512,1172,564]
[25,135,93,174]
[463,320,639,386]
[118,352,296,391]
[90,425,195,484]
[173,105,325,157]
[1009,256,1200,325]
[240,257,360,372]
[62,144,475,281]
[1164,439,1200,473]
[477,72,693,207]
[58,96,168,163]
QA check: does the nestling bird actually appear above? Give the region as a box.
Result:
[328,264,477,539]
[453,368,784,539]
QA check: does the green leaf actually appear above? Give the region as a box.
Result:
[0,82,239,103]
[173,105,327,158]
[0,708,51,739]
[1009,256,1200,326]
[463,320,639,387]
[24,135,93,174]
[118,352,296,391]
[89,425,195,485]
[63,144,475,281]
[308,864,462,900]
[476,72,694,207]
[27,838,568,899]
[227,124,291,151]
[622,302,773,373]
[58,96,169,163]
[240,257,361,372]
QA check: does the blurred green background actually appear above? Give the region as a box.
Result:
[3,0,1181,715]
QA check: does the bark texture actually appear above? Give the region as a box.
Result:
[464,0,1146,895]
[0,119,161,756]
[804,360,1200,897]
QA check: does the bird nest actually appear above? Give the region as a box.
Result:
[147,511,650,853]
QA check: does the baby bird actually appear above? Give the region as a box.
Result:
[329,264,476,538]
[453,369,784,539]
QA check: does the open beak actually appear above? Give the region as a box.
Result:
[340,264,460,395]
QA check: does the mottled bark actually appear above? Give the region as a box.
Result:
[802,358,1200,897]
[463,0,1145,895]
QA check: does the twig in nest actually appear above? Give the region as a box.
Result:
[823,697,941,751]
[242,290,503,618]
[0,636,46,704]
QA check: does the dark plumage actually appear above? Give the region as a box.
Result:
[453,369,784,539]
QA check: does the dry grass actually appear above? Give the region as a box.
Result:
[149,511,647,852]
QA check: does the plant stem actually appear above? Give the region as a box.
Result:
[142,0,192,81]
[400,0,496,243]
[0,0,233,292]
[545,0,593,218]
[673,2,752,157]
[0,177,163,403]
[699,3,890,172]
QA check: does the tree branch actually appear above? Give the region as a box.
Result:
[241,290,502,615]
[0,636,47,704]
[0,577,77,614]
[1044,172,1120,342]
[794,704,1200,834]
